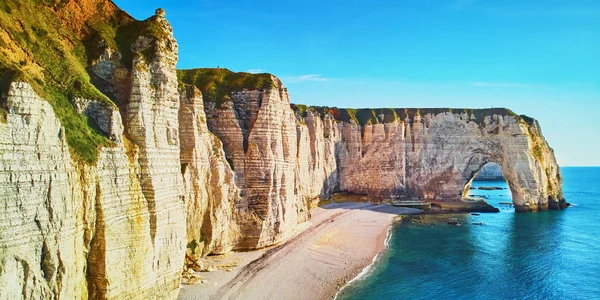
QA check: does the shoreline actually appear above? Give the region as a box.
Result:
[178,202,420,300]
[333,222,396,299]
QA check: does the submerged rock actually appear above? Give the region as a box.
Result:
[478,186,504,190]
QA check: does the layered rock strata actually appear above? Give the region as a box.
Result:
[175,77,567,256]
[288,107,567,212]
[0,3,567,300]
[0,82,86,299]
[121,17,185,298]
[0,11,187,300]
[203,81,311,249]
[178,85,239,257]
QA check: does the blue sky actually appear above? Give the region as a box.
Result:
[114,0,600,166]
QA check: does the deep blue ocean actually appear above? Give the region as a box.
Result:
[338,167,600,300]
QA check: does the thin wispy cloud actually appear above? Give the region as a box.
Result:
[469,82,539,88]
[246,69,265,74]
[283,74,330,84]
[455,0,480,11]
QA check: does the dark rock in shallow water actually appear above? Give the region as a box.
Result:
[478,186,504,190]
[431,201,500,213]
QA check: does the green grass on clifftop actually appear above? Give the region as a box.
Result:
[177,68,275,108]
[0,107,6,123]
[0,1,169,163]
[290,106,525,127]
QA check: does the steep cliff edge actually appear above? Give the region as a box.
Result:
[177,69,312,249]
[290,107,566,212]
[178,84,240,257]
[0,3,187,299]
[176,67,565,215]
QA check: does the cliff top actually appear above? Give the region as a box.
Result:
[176,68,536,127]
[0,1,539,162]
[291,105,535,127]
[0,0,170,162]
[177,68,275,108]
[177,68,535,125]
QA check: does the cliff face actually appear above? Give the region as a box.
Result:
[0,6,187,299]
[202,80,310,249]
[177,74,565,255]
[0,2,566,300]
[289,107,566,212]
[0,82,87,299]
[178,85,239,257]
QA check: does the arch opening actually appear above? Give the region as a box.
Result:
[462,162,513,211]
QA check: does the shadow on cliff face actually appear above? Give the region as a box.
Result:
[319,170,340,199]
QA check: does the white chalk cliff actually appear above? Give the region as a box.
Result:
[0,2,566,299]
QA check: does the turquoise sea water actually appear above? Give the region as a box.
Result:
[338,167,600,300]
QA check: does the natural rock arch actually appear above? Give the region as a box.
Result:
[299,108,567,213]
[402,111,568,212]
[461,154,564,212]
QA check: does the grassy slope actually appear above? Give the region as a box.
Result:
[290,105,530,127]
[175,68,531,127]
[177,68,274,108]
[0,0,166,163]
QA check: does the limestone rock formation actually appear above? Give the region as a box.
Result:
[201,79,311,249]
[474,162,504,181]
[1,4,187,299]
[176,70,567,255]
[0,82,86,299]
[122,15,186,298]
[71,97,123,143]
[289,107,567,212]
[296,110,340,203]
[179,85,239,257]
[0,1,567,300]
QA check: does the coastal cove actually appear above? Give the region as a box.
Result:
[178,203,421,300]
[0,2,586,299]
[177,167,596,300]
[338,167,600,300]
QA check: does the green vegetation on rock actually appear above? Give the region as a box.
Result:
[177,68,275,108]
[291,104,310,117]
[0,107,7,123]
[187,239,198,254]
[519,114,536,126]
[524,121,545,164]
[0,1,170,163]
[290,105,527,127]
